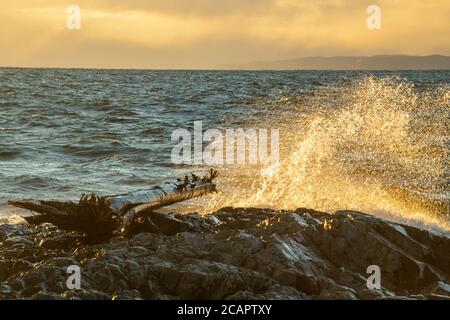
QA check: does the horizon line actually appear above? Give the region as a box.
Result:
[2,67,450,71]
[2,54,449,71]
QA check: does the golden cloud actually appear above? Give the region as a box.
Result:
[0,0,449,68]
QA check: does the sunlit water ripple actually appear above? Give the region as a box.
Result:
[0,69,448,232]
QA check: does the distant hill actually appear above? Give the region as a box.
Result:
[226,55,450,70]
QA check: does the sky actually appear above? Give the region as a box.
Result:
[1,0,449,69]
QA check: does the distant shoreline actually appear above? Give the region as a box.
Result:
[1,55,449,71]
[1,67,450,72]
[225,54,450,71]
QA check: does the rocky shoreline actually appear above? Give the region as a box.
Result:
[1,207,449,300]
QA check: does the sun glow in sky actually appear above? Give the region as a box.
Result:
[1,0,449,68]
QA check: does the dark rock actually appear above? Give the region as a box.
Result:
[31,291,63,300]
[0,207,449,300]
[0,284,12,294]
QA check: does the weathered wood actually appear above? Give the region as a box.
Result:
[8,169,218,243]
[108,169,218,231]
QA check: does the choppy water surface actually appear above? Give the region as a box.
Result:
[0,69,448,231]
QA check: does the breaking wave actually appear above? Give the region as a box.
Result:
[193,76,449,232]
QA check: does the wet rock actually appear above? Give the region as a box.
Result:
[38,233,80,249]
[357,288,392,300]
[0,284,12,294]
[427,281,450,296]
[3,236,34,248]
[0,207,449,300]
[112,290,143,300]
[31,291,63,300]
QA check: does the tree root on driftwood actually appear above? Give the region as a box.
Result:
[8,169,218,243]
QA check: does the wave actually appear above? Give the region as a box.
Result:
[9,175,63,189]
[194,76,450,232]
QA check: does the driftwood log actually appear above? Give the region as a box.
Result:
[8,169,218,243]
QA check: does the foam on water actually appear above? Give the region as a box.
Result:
[188,76,450,232]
